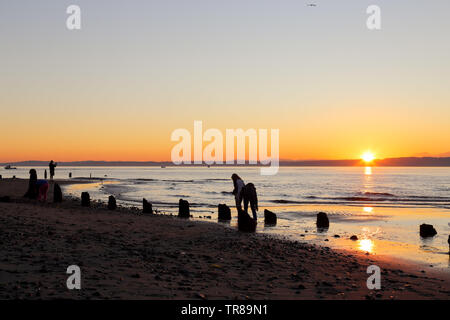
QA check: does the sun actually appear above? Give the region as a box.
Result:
[361,151,375,163]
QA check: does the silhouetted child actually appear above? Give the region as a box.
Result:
[36,179,49,201]
[243,183,258,220]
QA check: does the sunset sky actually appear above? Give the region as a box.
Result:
[1,1,450,162]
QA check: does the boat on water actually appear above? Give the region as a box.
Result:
[4,165,17,170]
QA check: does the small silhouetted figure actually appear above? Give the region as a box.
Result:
[24,169,38,199]
[231,174,245,212]
[242,183,258,221]
[49,160,57,180]
[44,169,47,179]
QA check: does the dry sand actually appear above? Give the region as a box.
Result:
[0,178,449,300]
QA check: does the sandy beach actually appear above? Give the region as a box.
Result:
[0,178,449,300]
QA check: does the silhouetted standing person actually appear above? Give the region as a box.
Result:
[49,160,57,180]
[44,169,47,179]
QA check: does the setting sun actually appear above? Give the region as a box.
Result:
[361,151,375,163]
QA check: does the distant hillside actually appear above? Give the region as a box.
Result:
[2,157,450,167]
[0,161,167,167]
[374,157,450,166]
[281,157,450,167]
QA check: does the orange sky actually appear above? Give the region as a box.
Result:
[1,90,450,162]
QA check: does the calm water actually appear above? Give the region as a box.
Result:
[2,166,450,269]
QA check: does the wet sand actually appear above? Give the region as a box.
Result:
[0,178,449,299]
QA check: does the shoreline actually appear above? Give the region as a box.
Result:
[62,178,450,271]
[0,178,449,299]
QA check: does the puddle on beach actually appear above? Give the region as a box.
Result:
[66,181,120,192]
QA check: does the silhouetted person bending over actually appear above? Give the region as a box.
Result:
[231,173,245,212]
[49,160,57,180]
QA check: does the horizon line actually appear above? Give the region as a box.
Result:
[2,156,450,167]
[2,156,450,162]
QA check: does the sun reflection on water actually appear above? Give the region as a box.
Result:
[365,167,372,175]
[363,206,373,213]
[358,239,375,253]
